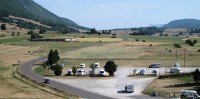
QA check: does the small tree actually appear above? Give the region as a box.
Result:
[51,64,63,76]
[90,63,96,76]
[104,60,118,76]
[39,28,47,34]
[72,66,77,76]
[17,32,20,36]
[11,32,15,36]
[1,24,6,30]
[193,40,197,45]
[192,68,200,84]
[27,31,34,35]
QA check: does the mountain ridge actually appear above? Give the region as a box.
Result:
[0,0,87,31]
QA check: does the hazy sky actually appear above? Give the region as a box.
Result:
[33,0,200,30]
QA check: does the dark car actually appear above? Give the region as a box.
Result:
[44,78,51,83]
[149,63,161,68]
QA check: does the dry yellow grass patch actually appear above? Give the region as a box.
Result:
[108,41,163,46]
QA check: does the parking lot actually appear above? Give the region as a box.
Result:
[53,67,198,99]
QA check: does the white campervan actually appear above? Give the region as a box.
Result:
[181,90,200,99]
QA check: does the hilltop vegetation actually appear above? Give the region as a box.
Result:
[163,19,200,29]
[0,0,87,32]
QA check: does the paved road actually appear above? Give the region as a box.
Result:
[20,56,114,99]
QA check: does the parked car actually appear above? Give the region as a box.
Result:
[44,78,51,83]
[149,63,161,68]
[170,67,182,73]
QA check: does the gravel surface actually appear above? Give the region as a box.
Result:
[53,67,198,99]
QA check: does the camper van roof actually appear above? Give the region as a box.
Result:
[181,90,197,93]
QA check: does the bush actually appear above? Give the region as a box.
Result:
[174,43,182,48]
[51,64,63,76]
[1,24,6,30]
[149,44,152,47]
[142,40,146,42]
[31,33,43,40]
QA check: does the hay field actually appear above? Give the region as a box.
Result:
[61,41,159,59]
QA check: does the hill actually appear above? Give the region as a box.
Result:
[0,0,87,32]
[163,19,200,28]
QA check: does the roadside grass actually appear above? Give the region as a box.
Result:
[144,73,196,98]
[34,66,54,76]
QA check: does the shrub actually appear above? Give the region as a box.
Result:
[149,44,152,47]
[1,24,6,30]
[142,40,146,42]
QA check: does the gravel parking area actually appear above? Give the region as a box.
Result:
[52,67,198,99]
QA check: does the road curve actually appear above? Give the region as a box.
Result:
[20,56,113,99]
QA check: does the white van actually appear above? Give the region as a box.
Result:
[125,84,134,93]
[80,63,85,68]
[181,90,200,99]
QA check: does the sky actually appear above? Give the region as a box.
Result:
[33,0,200,30]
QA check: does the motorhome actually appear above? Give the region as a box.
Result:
[125,84,134,93]
[80,63,85,68]
[181,90,200,99]
[95,63,100,68]
[174,63,181,68]
[76,68,85,76]
[98,69,105,76]
[66,70,73,76]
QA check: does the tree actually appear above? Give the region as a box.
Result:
[1,24,6,30]
[174,43,182,48]
[30,33,43,40]
[48,49,54,65]
[193,40,197,44]
[54,50,60,63]
[27,30,34,35]
[192,68,200,84]
[90,63,96,76]
[39,28,47,34]
[72,66,77,76]
[47,49,60,65]
[11,32,15,36]
[17,32,20,36]
[104,60,118,76]
[51,64,63,76]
